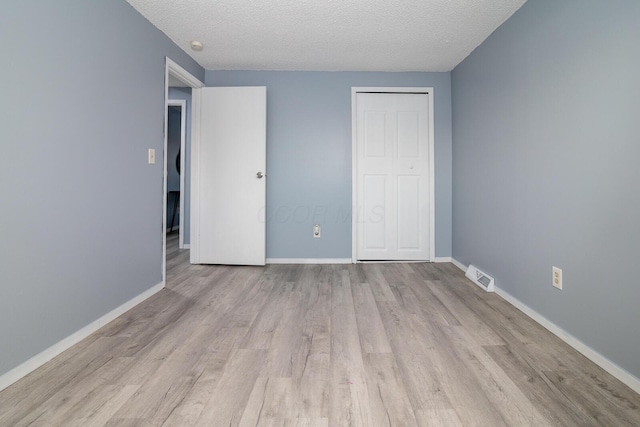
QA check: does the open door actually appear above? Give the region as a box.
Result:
[191,87,267,265]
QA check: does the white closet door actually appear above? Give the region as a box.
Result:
[356,92,430,261]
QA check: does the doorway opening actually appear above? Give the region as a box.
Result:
[162,58,204,284]
[166,101,185,249]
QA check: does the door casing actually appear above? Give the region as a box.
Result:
[351,87,435,263]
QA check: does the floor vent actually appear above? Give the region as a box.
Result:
[465,265,495,292]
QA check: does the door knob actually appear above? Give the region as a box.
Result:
[256,172,264,179]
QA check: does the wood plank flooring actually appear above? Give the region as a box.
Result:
[1,231,639,426]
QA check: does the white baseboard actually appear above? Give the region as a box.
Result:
[494,286,640,394]
[266,258,352,264]
[450,257,468,272]
[359,260,433,264]
[433,256,452,263]
[450,257,639,394]
[0,281,165,392]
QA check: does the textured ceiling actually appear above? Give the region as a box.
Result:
[127,0,526,72]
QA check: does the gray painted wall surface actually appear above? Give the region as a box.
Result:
[0,1,204,376]
[168,87,192,243]
[205,71,452,259]
[452,0,640,377]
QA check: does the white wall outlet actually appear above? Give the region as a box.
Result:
[313,224,321,238]
[552,266,562,290]
[148,148,156,164]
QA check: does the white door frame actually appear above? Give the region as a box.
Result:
[351,87,435,263]
[167,99,186,248]
[163,57,204,284]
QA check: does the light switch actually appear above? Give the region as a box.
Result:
[148,149,156,164]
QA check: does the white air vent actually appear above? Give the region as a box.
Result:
[465,265,495,292]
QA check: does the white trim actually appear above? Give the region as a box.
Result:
[451,257,640,394]
[266,258,352,265]
[356,260,427,264]
[494,286,640,395]
[183,244,191,249]
[351,90,357,264]
[166,58,205,89]
[450,257,468,272]
[168,99,187,249]
[190,88,202,264]
[0,281,164,392]
[433,256,452,263]
[427,91,436,263]
[351,87,436,263]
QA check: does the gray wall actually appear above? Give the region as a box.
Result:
[205,71,452,259]
[452,0,640,378]
[168,87,193,243]
[0,1,204,377]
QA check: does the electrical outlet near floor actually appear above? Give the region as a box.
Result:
[552,266,563,290]
[313,224,321,238]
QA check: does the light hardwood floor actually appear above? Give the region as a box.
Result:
[1,231,639,426]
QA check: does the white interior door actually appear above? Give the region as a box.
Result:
[191,87,266,265]
[356,92,430,261]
